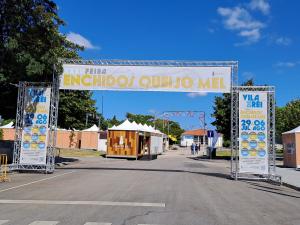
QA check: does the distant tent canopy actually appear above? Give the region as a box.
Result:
[282,125,300,134]
[109,119,164,134]
[0,121,14,128]
[82,124,100,132]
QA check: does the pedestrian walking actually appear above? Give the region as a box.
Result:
[191,143,195,155]
[195,143,199,155]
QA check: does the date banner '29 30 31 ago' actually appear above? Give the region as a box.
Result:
[60,64,232,93]
[239,92,268,174]
[20,87,51,165]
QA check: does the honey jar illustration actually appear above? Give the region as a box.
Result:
[249,132,257,140]
[258,141,266,148]
[241,141,249,148]
[31,141,38,150]
[39,134,46,142]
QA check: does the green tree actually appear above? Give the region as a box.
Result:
[211,79,254,142]
[125,113,184,141]
[106,115,121,128]
[0,0,98,129]
[126,113,154,125]
[276,99,300,143]
[155,119,184,141]
[58,91,103,130]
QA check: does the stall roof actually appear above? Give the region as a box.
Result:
[283,125,300,134]
[0,121,14,128]
[82,124,100,132]
[109,120,164,134]
[109,119,138,131]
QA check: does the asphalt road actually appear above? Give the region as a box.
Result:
[0,150,299,225]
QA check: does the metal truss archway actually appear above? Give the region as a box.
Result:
[159,110,207,146]
[12,77,59,173]
[12,59,238,173]
[231,86,280,182]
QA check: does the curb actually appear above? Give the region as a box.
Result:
[281,182,300,191]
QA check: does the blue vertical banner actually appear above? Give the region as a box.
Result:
[20,87,51,165]
[239,92,268,174]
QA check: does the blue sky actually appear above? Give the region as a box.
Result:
[56,0,300,130]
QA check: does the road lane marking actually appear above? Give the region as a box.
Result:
[0,171,75,193]
[0,221,9,225]
[28,222,59,225]
[0,199,165,208]
[84,223,112,225]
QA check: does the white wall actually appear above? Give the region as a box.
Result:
[208,136,223,148]
[150,135,163,155]
[180,136,194,147]
[98,139,107,152]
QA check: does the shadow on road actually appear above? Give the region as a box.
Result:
[187,156,231,161]
[249,187,300,199]
[243,181,300,198]
[55,156,79,164]
[56,166,231,179]
[244,181,283,191]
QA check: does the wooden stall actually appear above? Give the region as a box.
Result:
[106,120,164,159]
[107,130,139,158]
[282,126,300,169]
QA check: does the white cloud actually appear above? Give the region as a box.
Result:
[249,0,270,15]
[275,61,299,68]
[217,6,265,44]
[187,92,208,98]
[275,37,292,46]
[217,7,264,31]
[66,32,99,50]
[239,28,260,42]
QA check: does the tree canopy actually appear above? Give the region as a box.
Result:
[276,99,300,143]
[211,79,254,142]
[125,113,184,141]
[106,115,121,128]
[0,0,99,129]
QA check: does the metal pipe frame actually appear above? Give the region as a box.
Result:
[231,86,281,183]
[59,59,238,68]
[160,110,206,145]
[12,81,57,173]
[56,58,238,169]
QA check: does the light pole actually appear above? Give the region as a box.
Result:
[85,113,93,127]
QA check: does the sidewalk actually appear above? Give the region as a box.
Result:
[276,166,300,190]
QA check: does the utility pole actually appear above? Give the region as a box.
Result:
[85,113,93,127]
[100,93,104,130]
[85,113,89,127]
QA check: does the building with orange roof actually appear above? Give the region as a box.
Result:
[180,129,223,147]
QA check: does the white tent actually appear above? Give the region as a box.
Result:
[144,124,150,131]
[148,125,156,133]
[0,121,14,128]
[138,123,147,132]
[282,126,300,134]
[57,128,67,131]
[109,119,138,131]
[108,119,165,135]
[82,124,100,132]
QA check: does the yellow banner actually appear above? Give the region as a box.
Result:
[60,64,231,93]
